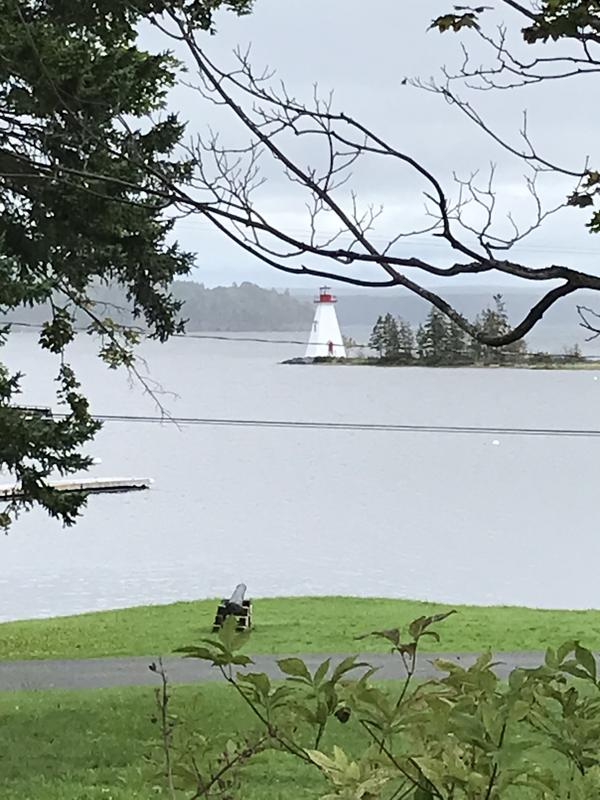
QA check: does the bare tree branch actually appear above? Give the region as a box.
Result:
[500,0,538,22]
[5,2,600,349]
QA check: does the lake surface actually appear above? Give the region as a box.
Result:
[1,332,600,621]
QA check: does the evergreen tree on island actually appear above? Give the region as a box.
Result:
[397,319,415,362]
[416,308,449,365]
[370,295,530,366]
[368,316,386,357]
[382,313,401,360]
[470,295,527,365]
[369,314,414,361]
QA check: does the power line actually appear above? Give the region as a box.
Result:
[174,222,600,257]
[173,332,319,346]
[5,320,600,358]
[3,321,329,348]
[53,413,600,439]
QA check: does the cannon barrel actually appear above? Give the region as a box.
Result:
[224,583,247,615]
[212,583,251,632]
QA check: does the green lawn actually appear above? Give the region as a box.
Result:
[0,675,582,800]
[0,683,337,799]
[1,597,600,661]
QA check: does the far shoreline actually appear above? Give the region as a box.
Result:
[282,356,600,371]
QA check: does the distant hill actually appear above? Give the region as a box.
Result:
[172,281,313,331]
[3,279,598,350]
[1,281,313,333]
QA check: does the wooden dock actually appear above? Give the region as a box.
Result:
[0,477,152,500]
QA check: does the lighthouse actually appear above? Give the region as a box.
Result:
[305,287,346,359]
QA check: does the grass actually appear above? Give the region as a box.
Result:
[0,682,339,799]
[0,675,582,799]
[2,597,600,661]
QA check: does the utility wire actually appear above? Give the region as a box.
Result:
[51,412,600,439]
[3,320,338,348]
[4,320,600,358]
[173,221,600,257]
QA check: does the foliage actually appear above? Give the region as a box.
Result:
[397,319,415,361]
[432,2,600,47]
[155,613,600,799]
[445,317,468,365]
[470,295,527,365]
[0,0,253,530]
[520,0,600,45]
[416,308,453,365]
[368,316,386,357]
[370,295,538,366]
[0,356,100,529]
[369,315,413,361]
[430,11,480,33]
[381,313,402,360]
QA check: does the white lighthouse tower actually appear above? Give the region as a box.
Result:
[305,287,346,359]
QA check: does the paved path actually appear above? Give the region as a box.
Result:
[0,651,551,691]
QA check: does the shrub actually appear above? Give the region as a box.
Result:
[152,613,600,799]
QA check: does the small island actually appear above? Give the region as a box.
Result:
[285,294,595,369]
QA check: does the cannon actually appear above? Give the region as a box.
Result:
[212,583,252,632]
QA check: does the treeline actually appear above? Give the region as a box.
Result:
[1,281,313,332]
[369,294,583,365]
[171,281,312,331]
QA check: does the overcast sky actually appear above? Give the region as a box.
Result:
[145,0,600,291]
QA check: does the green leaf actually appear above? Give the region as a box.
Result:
[473,650,493,670]
[331,656,369,684]
[355,628,400,646]
[575,644,597,681]
[315,700,329,725]
[397,642,417,660]
[560,661,591,681]
[193,638,228,653]
[231,629,252,652]
[277,657,312,682]
[293,706,318,725]
[508,667,526,691]
[305,749,335,771]
[429,12,480,32]
[433,658,464,674]
[568,192,594,207]
[313,658,331,686]
[408,616,428,639]
[218,615,239,650]
[230,653,253,666]
[409,610,456,640]
[545,647,559,669]
[508,699,531,722]
[238,671,271,697]
[557,640,578,662]
[427,610,457,625]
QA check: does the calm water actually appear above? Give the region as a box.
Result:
[1,332,599,621]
